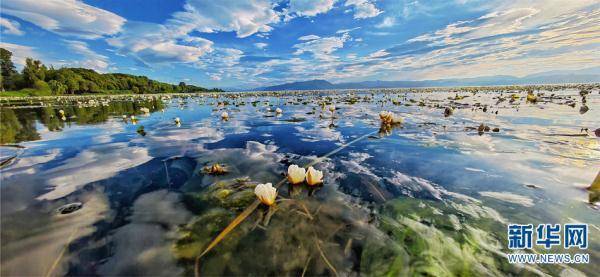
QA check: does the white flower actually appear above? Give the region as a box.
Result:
[275,108,283,114]
[131,115,136,120]
[58,109,65,115]
[221,111,229,120]
[140,107,150,114]
[379,111,402,124]
[254,183,277,206]
[329,105,336,113]
[174,117,181,124]
[306,166,323,186]
[287,164,306,185]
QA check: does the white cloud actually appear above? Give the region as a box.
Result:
[0,18,24,35]
[254,42,268,49]
[209,74,222,81]
[39,143,152,200]
[218,0,598,85]
[336,27,361,33]
[63,40,109,71]
[367,49,388,58]
[105,0,287,68]
[375,16,395,28]
[0,42,40,67]
[107,22,213,65]
[194,47,244,82]
[169,0,280,38]
[293,33,350,60]
[346,0,600,81]
[407,19,481,45]
[479,191,534,207]
[1,0,126,39]
[288,0,335,17]
[408,0,598,47]
[345,0,382,19]
[295,125,344,142]
[298,34,321,41]
[197,48,243,68]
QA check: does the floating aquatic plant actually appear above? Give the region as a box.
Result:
[221,111,229,120]
[254,183,277,206]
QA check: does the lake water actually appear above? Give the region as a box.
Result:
[1,88,598,276]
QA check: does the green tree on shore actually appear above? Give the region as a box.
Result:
[0,47,223,95]
[1,48,18,91]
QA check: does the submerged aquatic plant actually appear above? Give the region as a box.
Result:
[287,164,306,185]
[306,166,323,186]
[254,183,277,206]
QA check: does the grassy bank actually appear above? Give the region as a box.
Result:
[1,89,54,97]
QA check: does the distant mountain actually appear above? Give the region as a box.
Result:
[258,79,336,91]
[255,67,600,91]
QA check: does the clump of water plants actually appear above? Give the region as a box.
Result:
[526,91,538,103]
[379,111,403,125]
[444,106,453,117]
[203,163,229,175]
[136,125,146,136]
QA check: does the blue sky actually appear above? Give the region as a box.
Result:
[1,0,598,89]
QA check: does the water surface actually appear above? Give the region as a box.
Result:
[1,88,598,276]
